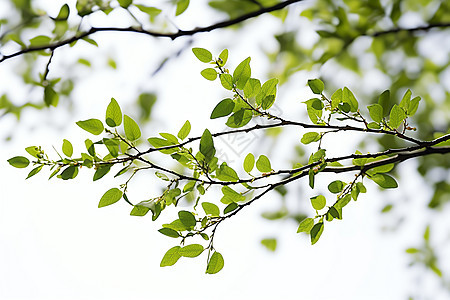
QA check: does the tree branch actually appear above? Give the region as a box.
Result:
[371,22,450,37]
[0,0,304,64]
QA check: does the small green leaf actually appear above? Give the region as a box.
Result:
[225,109,253,128]
[158,228,180,238]
[105,98,122,127]
[56,4,70,20]
[62,139,73,157]
[177,120,191,140]
[367,104,383,123]
[301,132,320,144]
[399,89,411,110]
[76,119,104,135]
[130,205,150,216]
[202,202,220,217]
[256,78,278,106]
[221,186,245,204]
[26,165,43,179]
[308,168,315,189]
[224,202,238,214]
[179,244,204,257]
[343,87,358,112]
[199,129,215,162]
[59,166,78,180]
[328,180,345,194]
[377,90,390,116]
[307,79,324,94]
[256,155,271,172]
[310,222,324,245]
[123,115,141,141]
[243,153,255,173]
[244,78,261,98]
[405,248,419,254]
[206,251,224,274]
[192,47,212,63]
[29,35,51,47]
[219,73,234,90]
[93,164,112,181]
[233,57,251,90]
[175,0,189,16]
[310,195,326,211]
[297,218,314,233]
[389,104,406,129]
[25,146,40,158]
[98,188,123,208]
[201,68,217,81]
[44,86,59,107]
[210,99,235,119]
[218,49,228,66]
[160,246,181,267]
[261,238,277,252]
[371,174,398,189]
[407,96,420,116]
[8,156,30,168]
[178,210,196,228]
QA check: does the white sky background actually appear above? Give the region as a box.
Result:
[0,0,449,299]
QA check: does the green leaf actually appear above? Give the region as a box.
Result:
[389,104,406,129]
[310,222,324,245]
[130,205,150,216]
[44,86,59,107]
[405,248,419,254]
[308,168,315,189]
[103,138,120,158]
[367,104,383,123]
[329,206,341,219]
[377,90,390,116]
[123,115,141,141]
[371,174,398,189]
[261,238,277,252]
[331,88,342,109]
[328,180,345,194]
[158,228,180,238]
[342,87,358,112]
[178,210,196,228]
[56,4,70,20]
[202,202,220,217]
[221,186,245,204]
[118,0,132,8]
[301,132,320,144]
[177,120,191,140]
[25,146,41,158]
[310,195,326,211]
[93,164,112,181]
[199,129,215,162]
[26,165,43,179]
[59,166,78,180]
[206,251,224,274]
[192,47,212,63]
[160,246,181,267]
[399,89,411,110]
[219,73,234,90]
[243,153,255,173]
[233,57,251,89]
[175,0,189,16]
[8,156,30,168]
[98,188,123,208]
[105,98,122,127]
[179,244,204,257]
[407,96,420,116]
[256,78,278,106]
[210,99,235,119]
[307,79,324,94]
[261,95,276,110]
[243,78,261,98]
[297,218,314,233]
[76,119,104,135]
[62,139,73,157]
[225,108,253,128]
[29,35,51,47]
[256,155,271,172]
[201,68,217,81]
[218,49,228,66]
[223,203,238,214]
[134,5,162,20]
